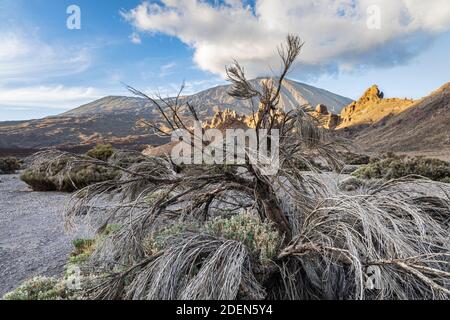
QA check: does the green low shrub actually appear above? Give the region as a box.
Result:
[69,239,96,265]
[205,214,282,263]
[20,149,161,192]
[0,157,22,174]
[86,144,114,161]
[3,277,71,300]
[107,150,148,169]
[147,214,282,264]
[20,151,120,192]
[353,155,450,182]
[20,160,118,192]
[68,225,121,267]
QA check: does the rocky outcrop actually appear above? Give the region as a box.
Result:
[315,104,329,114]
[203,106,287,130]
[310,104,341,129]
[203,109,250,130]
[359,85,384,103]
[339,85,414,128]
[327,113,341,129]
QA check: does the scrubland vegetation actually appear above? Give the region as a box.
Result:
[85,144,114,162]
[338,151,371,165]
[4,35,450,300]
[353,153,450,182]
[3,277,73,300]
[19,146,147,192]
[0,157,21,174]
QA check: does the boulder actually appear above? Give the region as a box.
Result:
[327,113,341,129]
[315,104,329,114]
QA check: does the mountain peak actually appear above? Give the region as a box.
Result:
[61,78,352,118]
[359,85,384,103]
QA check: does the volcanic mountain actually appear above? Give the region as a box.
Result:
[0,79,352,154]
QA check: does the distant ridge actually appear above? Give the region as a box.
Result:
[63,78,352,117]
[0,78,352,150]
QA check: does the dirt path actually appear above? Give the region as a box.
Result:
[0,174,90,297]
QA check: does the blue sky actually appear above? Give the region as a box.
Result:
[0,0,449,121]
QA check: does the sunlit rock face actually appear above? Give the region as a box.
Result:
[339,85,415,129]
[315,104,329,115]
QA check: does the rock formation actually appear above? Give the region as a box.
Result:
[315,104,329,114]
[203,109,250,130]
[327,113,341,129]
[339,85,414,128]
[310,104,341,129]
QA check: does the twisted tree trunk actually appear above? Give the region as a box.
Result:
[255,179,292,243]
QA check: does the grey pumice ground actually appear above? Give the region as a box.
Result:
[0,174,91,297]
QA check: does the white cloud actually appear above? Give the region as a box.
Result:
[159,62,176,77]
[129,32,142,44]
[0,32,91,83]
[123,0,450,78]
[161,62,176,71]
[0,85,101,109]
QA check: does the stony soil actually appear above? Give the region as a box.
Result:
[0,174,91,297]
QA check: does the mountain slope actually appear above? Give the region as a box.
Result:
[0,79,352,151]
[64,78,352,117]
[63,96,153,117]
[338,85,415,129]
[340,83,450,156]
[182,78,352,116]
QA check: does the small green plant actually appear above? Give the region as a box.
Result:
[69,239,96,265]
[68,225,121,267]
[0,157,21,174]
[86,144,114,161]
[145,214,282,263]
[205,214,282,263]
[3,277,70,300]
